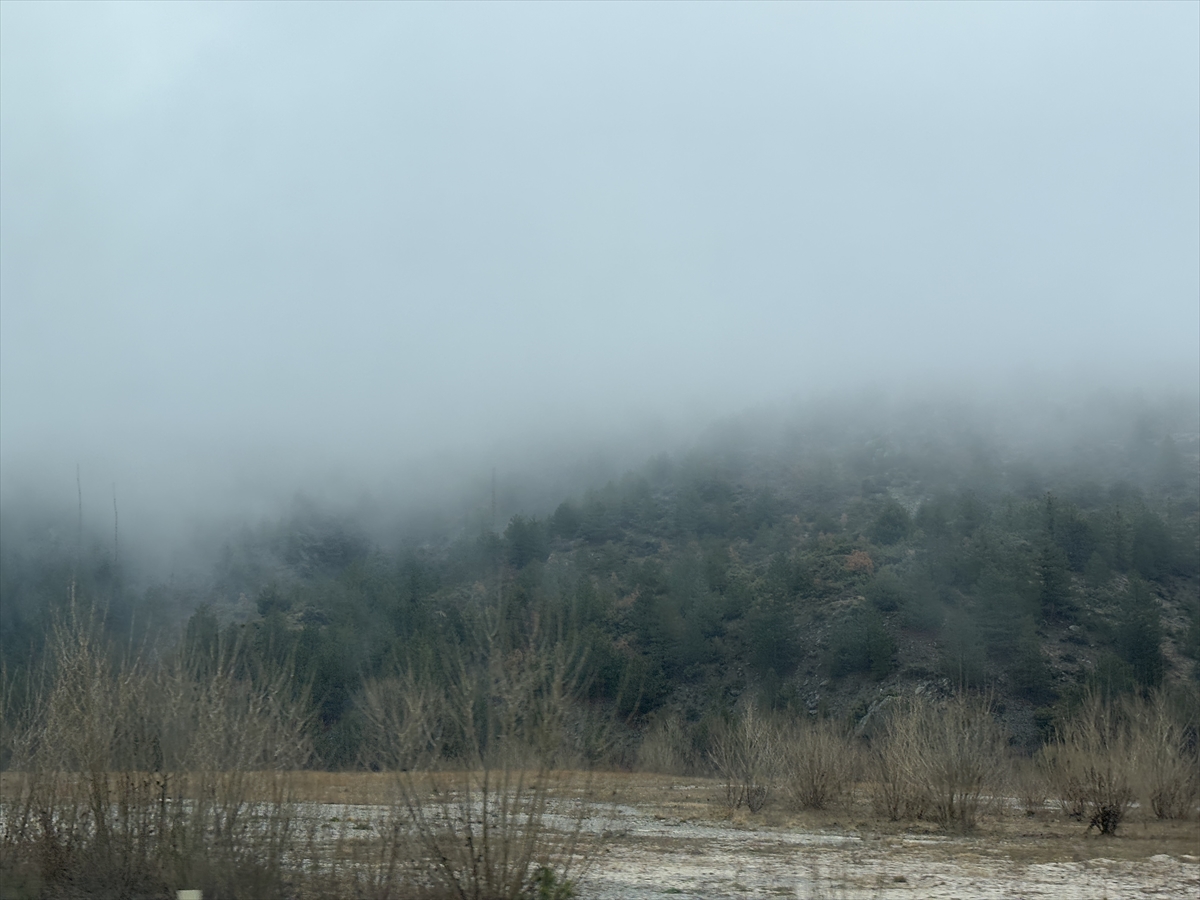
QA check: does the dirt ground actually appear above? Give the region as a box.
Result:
[282,771,1200,899]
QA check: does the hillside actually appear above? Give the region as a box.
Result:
[2,397,1198,769]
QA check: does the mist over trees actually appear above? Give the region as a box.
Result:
[3,389,1196,769]
[1,4,1197,896]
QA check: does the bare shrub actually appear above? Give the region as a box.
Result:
[4,591,601,899]
[1039,691,1137,834]
[0,595,312,899]
[868,693,1006,830]
[914,693,1008,831]
[866,697,928,821]
[148,636,312,897]
[636,713,691,775]
[560,696,633,771]
[1012,757,1048,817]
[709,701,779,812]
[359,668,447,770]
[780,717,858,812]
[361,618,592,900]
[1131,689,1198,820]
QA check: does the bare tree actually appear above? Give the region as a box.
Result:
[709,700,779,813]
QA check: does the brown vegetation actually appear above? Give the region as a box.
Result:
[0,601,590,899]
[1039,688,1199,834]
[1,599,1196,899]
[779,716,858,812]
[708,701,778,812]
[0,597,310,899]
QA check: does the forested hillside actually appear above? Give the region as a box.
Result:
[3,396,1198,769]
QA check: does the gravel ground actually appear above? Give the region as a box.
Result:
[6,772,1195,898]
[580,812,1199,899]
[289,772,1200,900]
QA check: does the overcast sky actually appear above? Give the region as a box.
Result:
[2,2,1197,527]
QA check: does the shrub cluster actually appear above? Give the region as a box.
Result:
[687,687,1197,834]
[1,597,311,899]
[0,598,594,900]
[866,694,1007,831]
[1038,689,1198,833]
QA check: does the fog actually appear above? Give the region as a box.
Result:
[2,2,1197,563]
